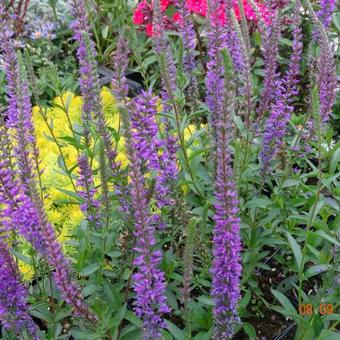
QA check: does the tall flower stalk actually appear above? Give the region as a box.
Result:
[77,154,101,227]
[206,0,226,130]
[176,0,199,106]
[0,157,96,322]
[121,105,169,339]
[316,0,336,30]
[152,0,179,189]
[131,90,176,209]
[256,12,281,121]
[261,1,303,171]
[210,49,242,339]
[306,0,337,124]
[0,25,38,192]
[0,11,95,322]
[0,236,39,339]
[69,0,125,223]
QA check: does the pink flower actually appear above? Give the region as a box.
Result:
[146,22,153,36]
[133,0,271,36]
[133,0,152,25]
[172,12,181,22]
[186,0,207,16]
[160,0,172,11]
[133,8,145,24]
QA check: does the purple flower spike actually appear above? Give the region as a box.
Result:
[131,90,175,208]
[123,105,169,339]
[0,26,37,190]
[261,2,303,171]
[208,46,242,338]
[205,0,226,129]
[77,155,101,227]
[257,13,281,118]
[0,237,39,339]
[317,0,336,30]
[0,157,96,323]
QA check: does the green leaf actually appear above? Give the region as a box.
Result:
[80,263,100,276]
[197,296,214,306]
[245,198,272,209]
[280,37,293,47]
[125,311,143,327]
[243,322,256,339]
[317,330,340,340]
[165,320,187,340]
[315,230,340,247]
[56,188,82,202]
[329,147,340,174]
[70,330,98,340]
[282,179,300,188]
[271,289,297,315]
[333,12,340,32]
[102,25,109,39]
[304,264,331,279]
[286,232,303,271]
[11,249,32,265]
[106,250,122,258]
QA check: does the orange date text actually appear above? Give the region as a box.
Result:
[298,303,333,315]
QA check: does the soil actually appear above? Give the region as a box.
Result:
[236,252,296,340]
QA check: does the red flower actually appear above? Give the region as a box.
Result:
[132,0,271,36]
[186,0,207,16]
[146,23,153,37]
[172,12,181,22]
[133,0,153,25]
[133,8,145,25]
[160,0,171,12]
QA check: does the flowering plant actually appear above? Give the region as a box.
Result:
[133,0,270,36]
[0,0,339,339]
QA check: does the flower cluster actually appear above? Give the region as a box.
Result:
[0,237,39,338]
[0,9,95,323]
[133,0,180,36]
[77,155,101,228]
[29,21,56,40]
[208,45,242,338]
[133,0,271,36]
[261,1,303,171]
[317,0,336,30]
[132,90,176,210]
[122,102,170,339]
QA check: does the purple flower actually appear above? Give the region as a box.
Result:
[316,34,336,123]
[209,49,242,338]
[317,0,336,30]
[260,81,291,171]
[0,237,39,338]
[261,2,303,170]
[111,37,129,104]
[69,0,98,145]
[283,1,303,101]
[257,13,281,119]
[0,26,37,190]
[0,12,95,322]
[77,155,101,227]
[205,0,226,129]
[70,0,123,195]
[131,90,175,208]
[176,0,198,100]
[0,156,96,322]
[307,0,336,123]
[123,106,169,339]
[225,2,245,76]
[152,0,179,165]
[111,37,135,214]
